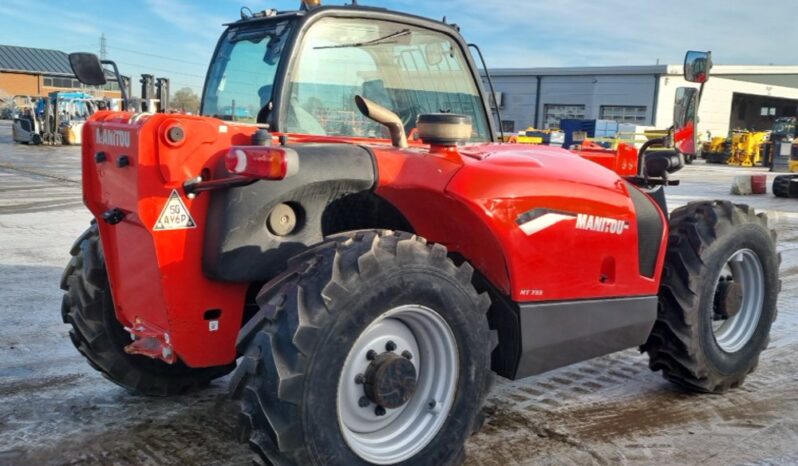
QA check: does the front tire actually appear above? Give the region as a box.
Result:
[231,230,495,465]
[60,224,234,396]
[643,202,780,393]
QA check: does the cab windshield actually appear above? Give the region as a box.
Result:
[202,21,293,122]
[283,17,491,141]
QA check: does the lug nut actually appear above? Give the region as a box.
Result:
[401,350,413,360]
[358,397,370,408]
[354,374,365,385]
[385,341,397,352]
[366,350,377,361]
[375,406,386,416]
[428,400,437,410]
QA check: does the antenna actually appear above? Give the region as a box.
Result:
[99,33,107,60]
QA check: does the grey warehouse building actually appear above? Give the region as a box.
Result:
[483,64,798,139]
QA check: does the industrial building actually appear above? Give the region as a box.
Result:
[0,44,121,101]
[485,64,798,139]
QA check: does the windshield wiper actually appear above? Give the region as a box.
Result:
[314,29,411,50]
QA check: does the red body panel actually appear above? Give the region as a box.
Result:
[82,111,667,368]
[571,141,639,177]
[373,143,667,301]
[82,112,252,367]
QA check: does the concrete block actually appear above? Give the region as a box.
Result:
[731,175,752,195]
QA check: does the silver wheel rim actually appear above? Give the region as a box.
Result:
[711,249,765,353]
[337,305,459,465]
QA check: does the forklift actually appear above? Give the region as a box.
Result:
[11,95,43,144]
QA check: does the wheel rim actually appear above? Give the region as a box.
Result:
[711,249,765,353]
[337,305,459,465]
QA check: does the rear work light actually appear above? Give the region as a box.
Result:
[225,146,300,180]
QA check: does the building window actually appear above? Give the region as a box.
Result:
[600,105,647,124]
[43,76,85,89]
[543,104,585,129]
[501,120,515,133]
[761,106,777,117]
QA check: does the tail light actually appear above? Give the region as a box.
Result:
[225,146,299,180]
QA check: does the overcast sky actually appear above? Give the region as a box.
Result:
[1,0,795,95]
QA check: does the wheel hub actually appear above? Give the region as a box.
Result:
[364,352,417,409]
[337,305,459,464]
[714,279,743,320]
[711,249,765,353]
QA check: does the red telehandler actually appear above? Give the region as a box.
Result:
[63,3,779,465]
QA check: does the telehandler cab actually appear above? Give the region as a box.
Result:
[63,3,780,465]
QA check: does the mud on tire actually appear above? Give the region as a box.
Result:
[643,201,780,393]
[230,230,496,465]
[60,223,234,396]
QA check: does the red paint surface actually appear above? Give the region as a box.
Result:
[82,112,667,368]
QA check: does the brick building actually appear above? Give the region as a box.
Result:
[0,44,122,100]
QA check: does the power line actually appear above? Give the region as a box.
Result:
[114,60,206,79]
[106,45,209,67]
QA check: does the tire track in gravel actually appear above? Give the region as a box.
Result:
[0,163,80,184]
[465,342,798,466]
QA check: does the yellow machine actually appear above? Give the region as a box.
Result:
[509,127,565,146]
[702,136,729,163]
[728,131,768,167]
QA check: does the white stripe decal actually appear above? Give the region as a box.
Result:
[519,213,574,236]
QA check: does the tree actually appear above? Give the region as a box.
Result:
[172,87,200,114]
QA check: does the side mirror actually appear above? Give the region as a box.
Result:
[68,53,107,86]
[684,51,712,84]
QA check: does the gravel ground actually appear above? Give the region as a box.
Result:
[1,119,797,465]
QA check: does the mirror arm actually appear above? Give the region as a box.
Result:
[101,60,129,111]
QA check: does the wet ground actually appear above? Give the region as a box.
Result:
[1,119,797,465]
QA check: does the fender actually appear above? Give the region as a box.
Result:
[369,142,667,379]
[204,143,401,282]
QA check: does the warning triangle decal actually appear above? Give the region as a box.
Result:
[154,189,197,231]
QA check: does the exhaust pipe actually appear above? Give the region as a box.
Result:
[354,95,408,149]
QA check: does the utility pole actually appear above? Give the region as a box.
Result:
[99,33,107,60]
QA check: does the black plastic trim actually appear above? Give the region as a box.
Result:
[490,296,658,380]
[203,143,413,283]
[417,113,471,125]
[626,183,665,278]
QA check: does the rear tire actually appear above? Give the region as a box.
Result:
[61,224,234,396]
[643,202,780,393]
[231,230,495,465]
